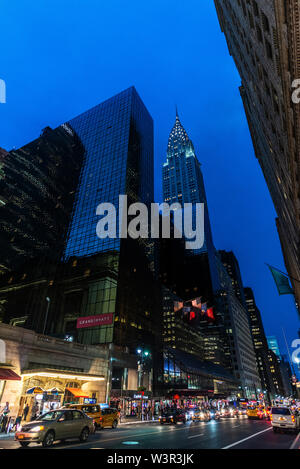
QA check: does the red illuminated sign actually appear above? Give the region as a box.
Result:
[76,313,114,329]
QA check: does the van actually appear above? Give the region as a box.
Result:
[68,404,119,429]
[271,406,300,433]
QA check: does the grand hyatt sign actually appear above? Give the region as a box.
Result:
[76,313,114,329]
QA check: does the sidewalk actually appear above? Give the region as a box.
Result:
[0,432,15,439]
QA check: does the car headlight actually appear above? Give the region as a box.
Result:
[30,425,45,432]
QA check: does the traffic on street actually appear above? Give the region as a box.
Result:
[1,398,300,450]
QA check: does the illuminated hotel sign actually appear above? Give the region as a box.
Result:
[133,394,149,399]
[76,313,114,329]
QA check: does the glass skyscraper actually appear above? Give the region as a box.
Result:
[64,86,154,259]
[267,336,281,359]
[0,86,163,382]
[0,125,84,275]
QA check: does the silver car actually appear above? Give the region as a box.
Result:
[15,408,94,447]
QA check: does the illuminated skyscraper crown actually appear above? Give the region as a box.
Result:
[167,110,195,157]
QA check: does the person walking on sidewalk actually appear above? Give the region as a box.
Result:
[0,402,10,432]
[23,403,29,422]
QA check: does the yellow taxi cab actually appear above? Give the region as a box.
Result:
[246,406,265,420]
[68,404,119,429]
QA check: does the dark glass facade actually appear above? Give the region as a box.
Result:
[64,86,153,258]
[0,88,162,391]
[0,125,84,275]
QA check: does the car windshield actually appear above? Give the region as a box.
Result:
[272,407,291,415]
[39,411,64,421]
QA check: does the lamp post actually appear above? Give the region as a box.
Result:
[136,347,151,420]
[42,297,51,335]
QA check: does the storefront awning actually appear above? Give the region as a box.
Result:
[21,368,105,381]
[66,388,89,398]
[0,368,21,381]
[26,386,45,394]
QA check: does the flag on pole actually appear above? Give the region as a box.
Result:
[267,265,294,295]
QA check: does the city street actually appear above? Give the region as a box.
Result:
[0,418,299,450]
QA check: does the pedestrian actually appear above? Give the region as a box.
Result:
[0,402,10,433]
[23,403,29,422]
[13,415,22,432]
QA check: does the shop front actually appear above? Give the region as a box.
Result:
[110,390,153,419]
[18,368,105,421]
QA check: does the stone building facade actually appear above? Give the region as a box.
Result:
[214,0,300,310]
[0,323,109,421]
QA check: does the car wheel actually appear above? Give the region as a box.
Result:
[273,427,278,433]
[20,442,30,447]
[79,427,89,442]
[112,420,118,429]
[42,431,55,448]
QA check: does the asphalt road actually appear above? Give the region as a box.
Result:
[0,417,299,450]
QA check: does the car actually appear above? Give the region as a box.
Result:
[246,406,265,420]
[237,408,247,417]
[15,408,94,447]
[209,409,220,420]
[68,404,119,430]
[219,407,236,418]
[271,406,300,433]
[191,408,211,422]
[159,409,186,425]
[264,406,272,420]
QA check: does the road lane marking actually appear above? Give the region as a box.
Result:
[188,433,204,439]
[289,432,300,450]
[222,427,272,449]
[55,425,191,449]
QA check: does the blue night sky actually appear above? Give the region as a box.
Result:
[0,0,299,367]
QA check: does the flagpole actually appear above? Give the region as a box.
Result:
[281,327,296,376]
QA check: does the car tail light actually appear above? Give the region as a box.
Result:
[292,416,295,423]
